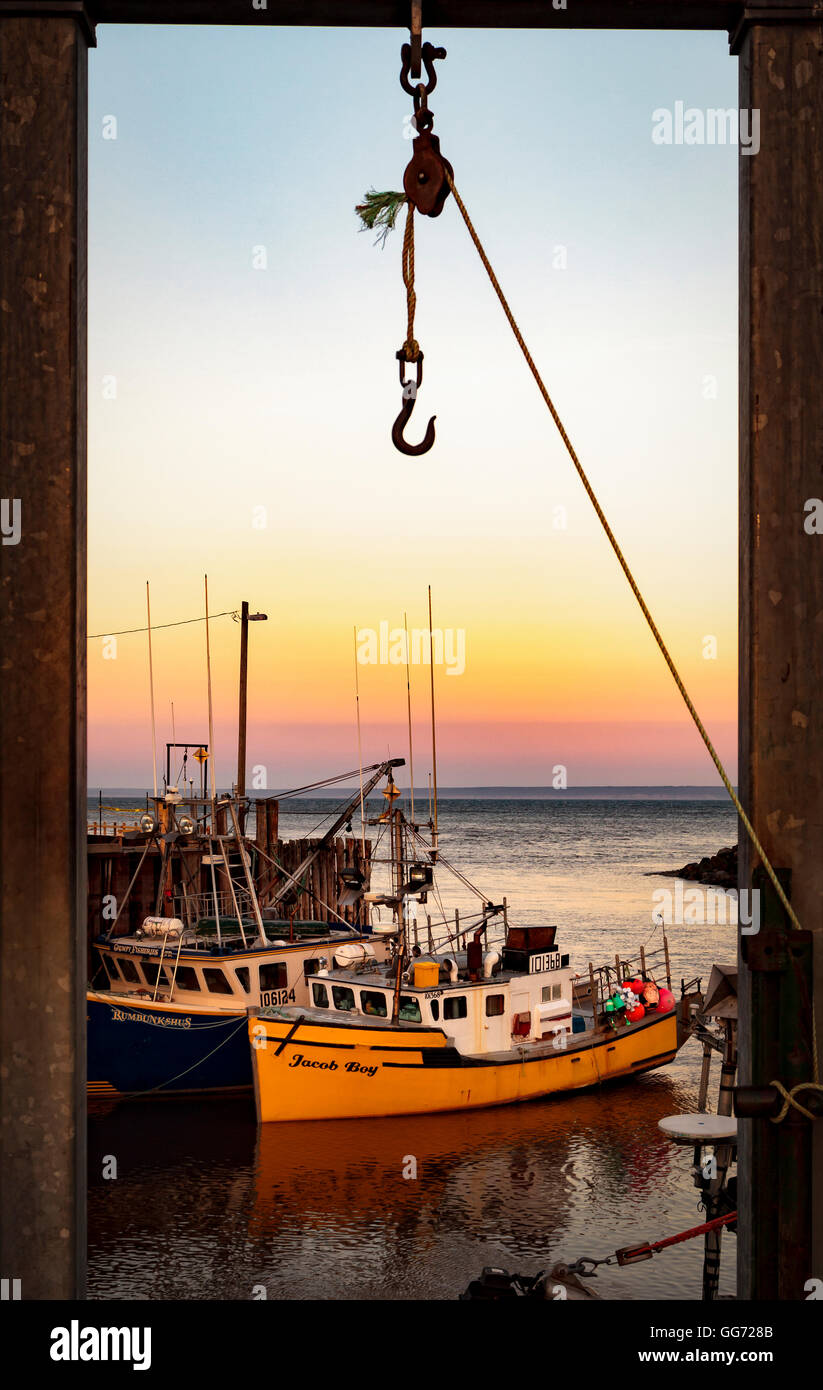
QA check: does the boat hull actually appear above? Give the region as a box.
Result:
[249,1009,680,1122]
[87,993,251,1098]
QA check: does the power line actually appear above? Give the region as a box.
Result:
[87,610,239,640]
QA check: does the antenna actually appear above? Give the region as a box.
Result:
[146,581,158,799]
[353,625,366,854]
[404,610,415,824]
[427,584,439,858]
[204,575,217,825]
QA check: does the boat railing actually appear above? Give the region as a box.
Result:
[577,939,672,1025]
[172,888,256,928]
[88,820,144,837]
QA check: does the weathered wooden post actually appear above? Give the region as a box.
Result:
[0,7,93,1297]
[735,7,823,1300]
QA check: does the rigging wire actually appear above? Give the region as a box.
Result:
[88,610,239,639]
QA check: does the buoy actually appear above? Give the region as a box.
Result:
[626,1003,645,1023]
[657,987,675,1012]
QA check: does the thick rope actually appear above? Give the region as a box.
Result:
[770,1078,823,1123]
[402,200,419,360]
[445,169,819,1088]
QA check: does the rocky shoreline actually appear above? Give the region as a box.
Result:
[652,843,737,889]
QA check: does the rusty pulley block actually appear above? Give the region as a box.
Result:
[399,41,453,219]
[390,31,453,456]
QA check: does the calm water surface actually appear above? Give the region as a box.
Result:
[88,797,739,1301]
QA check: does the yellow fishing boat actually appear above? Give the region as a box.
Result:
[249,924,701,1123]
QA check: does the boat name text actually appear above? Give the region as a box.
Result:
[111,1008,192,1030]
[287,1053,377,1077]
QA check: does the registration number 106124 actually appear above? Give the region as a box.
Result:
[260,988,296,1008]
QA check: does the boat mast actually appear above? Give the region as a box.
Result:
[403,610,416,825]
[353,624,367,855]
[204,574,217,832]
[391,806,406,1023]
[146,580,158,800]
[427,585,439,860]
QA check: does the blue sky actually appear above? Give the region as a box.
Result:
[87,24,740,786]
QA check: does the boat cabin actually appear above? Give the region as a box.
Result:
[94,920,385,1011]
[305,924,578,1056]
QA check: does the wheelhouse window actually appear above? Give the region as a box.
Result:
[398,996,422,1023]
[260,962,288,991]
[430,1000,440,1021]
[444,995,467,1021]
[203,967,233,995]
[312,982,330,1008]
[235,967,250,993]
[485,993,505,1017]
[173,966,200,991]
[118,958,140,984]
[361,991,388,1018]
[140,959,161,989]
[102,954,121,982]
[542,983,563,1002]
[332,985,356,1012]
[303,959,323,977]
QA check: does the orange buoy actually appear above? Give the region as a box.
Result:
[626,1003,646,1023]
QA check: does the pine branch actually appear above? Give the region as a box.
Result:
[355,189,407,247]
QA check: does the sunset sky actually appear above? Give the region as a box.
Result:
[87,24,738,789]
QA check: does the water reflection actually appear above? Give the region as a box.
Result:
[89,1062,731,1301]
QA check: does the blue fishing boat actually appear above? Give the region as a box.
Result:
[88,922,384,1099]
[87,759,401,1099]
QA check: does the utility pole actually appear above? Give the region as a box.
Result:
[237,601,267,830]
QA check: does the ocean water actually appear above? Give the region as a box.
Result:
[88,796,740,1301]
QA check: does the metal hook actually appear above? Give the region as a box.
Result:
[392,350,436,456]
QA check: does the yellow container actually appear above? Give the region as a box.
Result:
[413,961,441,989]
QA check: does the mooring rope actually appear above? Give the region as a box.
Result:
[445,169,820,1094]
[566,1210,738,1278]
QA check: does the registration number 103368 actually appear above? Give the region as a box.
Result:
[260,988,296,1008]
